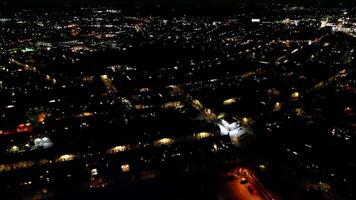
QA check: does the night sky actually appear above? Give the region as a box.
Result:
[2,0,355,7]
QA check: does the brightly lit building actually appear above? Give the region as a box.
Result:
[32,136,53,150]
[217,119,247,145]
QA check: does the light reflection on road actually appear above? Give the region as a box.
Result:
[217,167,275,200]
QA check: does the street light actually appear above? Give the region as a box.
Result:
[121,164,130,172]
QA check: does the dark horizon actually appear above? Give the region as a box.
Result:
[2,0,356,8]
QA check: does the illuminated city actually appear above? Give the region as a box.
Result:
[0,1,355,199]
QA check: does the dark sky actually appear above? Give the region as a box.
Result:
[1,0,355,9]
[2,0,355,6]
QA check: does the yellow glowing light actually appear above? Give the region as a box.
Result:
[82,76,95,82]
[57,154,76,162]
[10,145,19,153]
[192,99,203,110]
[75,112,94,118]
[121,164,130,172]
[134,104,146,110]
[154,138,174,146]
[100,75,108,79]
[223,98,237,106]
[217,113,225,119]
[161,101,182,110]
[273,102,282,111]
[230,135,239,144]
[291,92,300,99]
[242,117,249,123]
[107,145,129,154]
[83,112,94,117]
[195,132,212,140]
[295,108,303,116]
[37,112,46,123]
[139,88,151,92]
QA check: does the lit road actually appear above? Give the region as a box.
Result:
[312,69,351,91]
[100,74,119,94]
[217,167,276,200]
[9,58,56,84]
